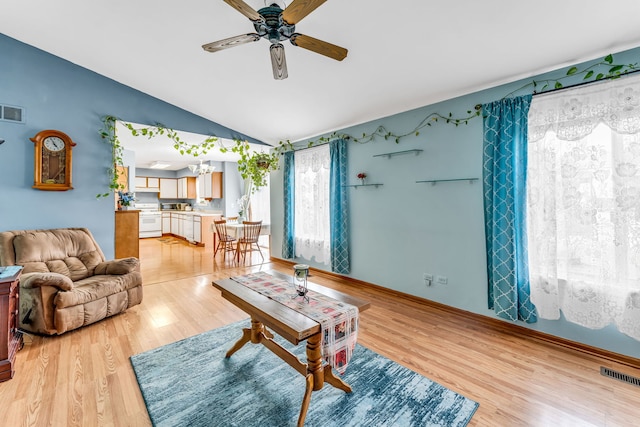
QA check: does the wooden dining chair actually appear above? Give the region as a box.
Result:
[213,219,236,261]
[224,216,238,224]
[236,220,263,263]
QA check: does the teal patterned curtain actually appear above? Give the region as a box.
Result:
[482,95,537,323]
[329,139,349,274]
[282,151,295,259]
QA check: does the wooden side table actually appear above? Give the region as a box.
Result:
[0,266,23,382]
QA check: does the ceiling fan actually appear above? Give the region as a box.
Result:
[202,0,348,80]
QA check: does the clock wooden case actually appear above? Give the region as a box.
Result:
[30,129,76,191]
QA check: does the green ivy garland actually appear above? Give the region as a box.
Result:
[99,54,637,198]
[98,116,281,198]
[284,54,638,148]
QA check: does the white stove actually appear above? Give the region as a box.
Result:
[135,203,162,238]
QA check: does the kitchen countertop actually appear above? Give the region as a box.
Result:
[161,210,223,217]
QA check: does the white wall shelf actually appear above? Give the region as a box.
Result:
[373,149,423,159]
[343,184,383,189]
[416,178,479,185]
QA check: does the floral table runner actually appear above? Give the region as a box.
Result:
[230,271,358,374]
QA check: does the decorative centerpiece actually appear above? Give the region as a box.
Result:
[118,191,135,210]
[237,194,250,223]
[292,264,310,302]
[357,172,367,185]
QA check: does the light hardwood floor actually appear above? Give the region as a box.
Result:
[1,236,639,426]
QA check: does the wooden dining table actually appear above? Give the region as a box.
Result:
[211,222,270,261]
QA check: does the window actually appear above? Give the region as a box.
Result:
[527,74,640,340]
[294,144,330,264]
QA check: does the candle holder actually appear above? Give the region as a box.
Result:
[292,264,310,302]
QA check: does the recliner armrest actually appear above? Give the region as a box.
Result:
[94,257,140,275]
[20,272,74,291]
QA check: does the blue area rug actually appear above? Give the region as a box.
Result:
[130,321,478,426]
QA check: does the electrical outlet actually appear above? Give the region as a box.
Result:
[423,273,433,286]
[436,275,448,285]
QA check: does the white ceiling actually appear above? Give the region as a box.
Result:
[3,0,640,164]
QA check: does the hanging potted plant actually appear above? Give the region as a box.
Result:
[255,153,272,169]
[234,146,280,194]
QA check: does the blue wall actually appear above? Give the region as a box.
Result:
[269,46,640,359]
[0,34,263,258]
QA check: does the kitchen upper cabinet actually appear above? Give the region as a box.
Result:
[135,176,160,192]
[135,176,147,188]
[178,177,197,199]
[159,178,178,199]
[198,172,223,199]
[147,177,160,189]
[211,172,223,198]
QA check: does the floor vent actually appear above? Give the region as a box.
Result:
[600,366,640,387]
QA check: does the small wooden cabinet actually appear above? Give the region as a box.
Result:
[198,172,223,199]
[115,210,140,259]
[178,177,197,199]
[0,267,23,382]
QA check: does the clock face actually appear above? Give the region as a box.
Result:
[43,136,65,152]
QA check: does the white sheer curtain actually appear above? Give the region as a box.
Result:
[294,144,330,264]
[249,175,270,225]
[527,73,640,341]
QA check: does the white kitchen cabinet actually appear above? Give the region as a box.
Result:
[177,178,186,199]
[171,214,179,235]
[147,177,160,189]
[193,216,201,243]
[135,176,147,188]
[198,174,211,199]
[135,176,161,192]
[184,216,194,242]
[178,177,197,199]
[177,213,185,238]
[198,172,223,199]
[162,212,170,234]
[160,178,178,199]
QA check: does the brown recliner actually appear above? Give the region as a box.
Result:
[0,227,143,335]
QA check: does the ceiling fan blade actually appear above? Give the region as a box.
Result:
[290,33,347,61]
[282,0,327,25]
[270,44,288,80]
[223,0,263,22]
[202,34,260,53]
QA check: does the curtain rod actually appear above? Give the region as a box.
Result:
[532,69,640,97]
[285,137,342,153]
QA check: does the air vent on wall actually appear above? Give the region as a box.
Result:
[0,104,25,124]
[600,366,640,387]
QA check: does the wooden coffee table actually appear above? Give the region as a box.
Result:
[212,271,370,427]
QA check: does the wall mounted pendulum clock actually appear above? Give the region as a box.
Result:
[30,129,76,191]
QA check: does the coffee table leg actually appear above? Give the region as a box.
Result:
[306,333,324,391]
[225,328,251,358]
[225,319,264,358]
[297,374,314,427]
[323,365,352,393]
